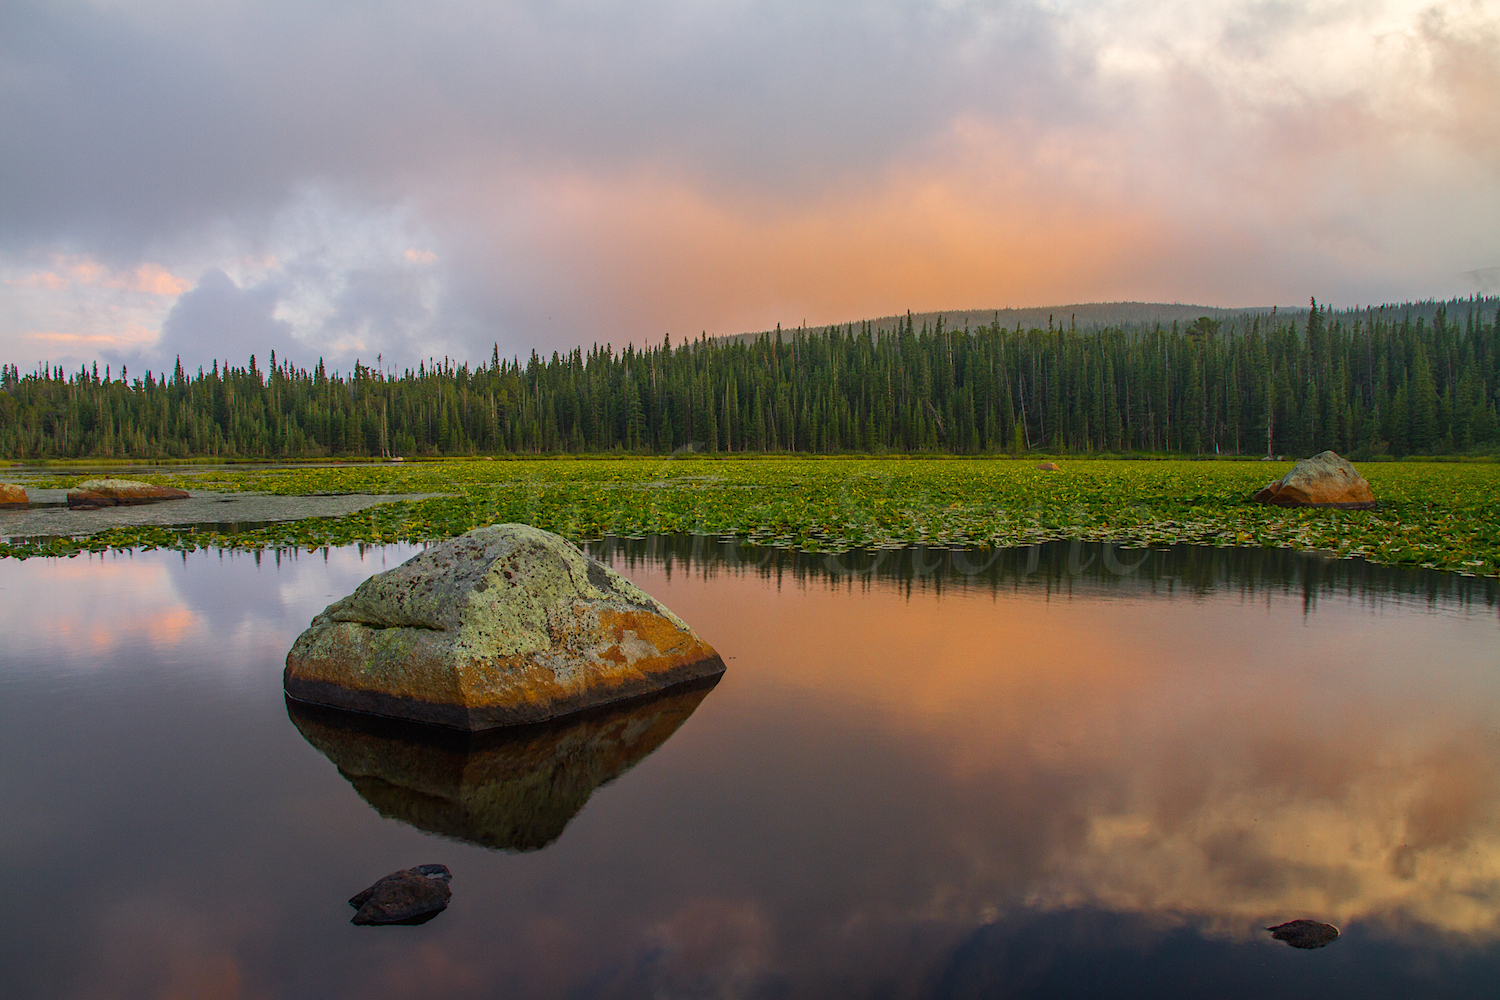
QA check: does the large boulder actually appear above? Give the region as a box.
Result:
[0,484,26,508]
[1251,451,1376,509]
[284,524,725,730]
[67,478,189,508]
[288,679,717,850]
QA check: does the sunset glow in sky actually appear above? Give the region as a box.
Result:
[2,0,1498,372]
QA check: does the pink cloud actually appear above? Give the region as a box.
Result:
[122,263,192,296]
[19,255,192,296]
[24,324,159,348]
[5,271,69,291]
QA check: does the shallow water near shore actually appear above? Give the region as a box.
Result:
[0,488,448,540]
[1,538,1498,998]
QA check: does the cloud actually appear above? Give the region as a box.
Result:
[122,263,191,296]
[23,324,158,351]
[6,270,68,291]
[0,255,189,364]
[3,256,189,296]
[1,0,1497,368]
[157,268,290,369]
[320,265,438,362]
[1465,266,1500,294]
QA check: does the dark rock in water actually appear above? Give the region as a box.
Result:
[1035,462,1060,471]
[0,484,26,508]
[283,524,725,730]
[66,478,190,508]
[349,864,452,925]
[1251,451,1375,509]
[1266,920,1340,949]
[289,678,717,851]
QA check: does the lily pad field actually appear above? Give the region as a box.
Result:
[4,458,1498,576]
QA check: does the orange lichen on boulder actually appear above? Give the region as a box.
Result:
[284,524,725,730]
[1036,462,1060,471]
[1251,451,1376,509]
[0,484,26,508]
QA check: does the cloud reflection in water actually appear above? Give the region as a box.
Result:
[3,538,1500,997]
[593,539,1500,943]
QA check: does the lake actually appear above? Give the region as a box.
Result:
[2,537,1498,998]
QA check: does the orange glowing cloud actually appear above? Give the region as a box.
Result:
[444,104,1318,348]
[460,134,1178,342]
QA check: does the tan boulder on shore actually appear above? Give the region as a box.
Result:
[1251,451,1376,509]
[284,524,725,730]
[66,478,189,508]
[0,484,26,508]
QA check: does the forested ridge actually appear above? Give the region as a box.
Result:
[2,297,1498,460]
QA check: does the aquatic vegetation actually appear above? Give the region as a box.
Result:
[2,458,1497,576]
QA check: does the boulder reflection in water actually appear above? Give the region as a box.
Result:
[287,677,719,851]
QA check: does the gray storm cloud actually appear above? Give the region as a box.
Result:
[157,269,290,369]
[0,1,1065,248]
[2,0,1497,371]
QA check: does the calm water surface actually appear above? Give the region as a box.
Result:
[2,539,1498,999]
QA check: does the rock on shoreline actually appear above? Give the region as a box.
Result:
[284,524,725,730]
[1252,451,1376,509]
[66,478,190,508]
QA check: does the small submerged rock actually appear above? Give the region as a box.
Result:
[1035,462,1060,471]
[1266,919,1340,949]
[1252,451,1375,509]
[66,478,189,509]
[0,484,26,508]
[284,524,725,730]
[349,864,452,925]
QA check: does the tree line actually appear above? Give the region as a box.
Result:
[1,297,1497,460]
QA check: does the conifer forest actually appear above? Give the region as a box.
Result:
[2,298,1497,461]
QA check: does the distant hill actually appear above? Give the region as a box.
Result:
[722,302,1292,342]
[723,297,1496,341]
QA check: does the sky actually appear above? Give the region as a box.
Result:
[2,0,1498,376]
